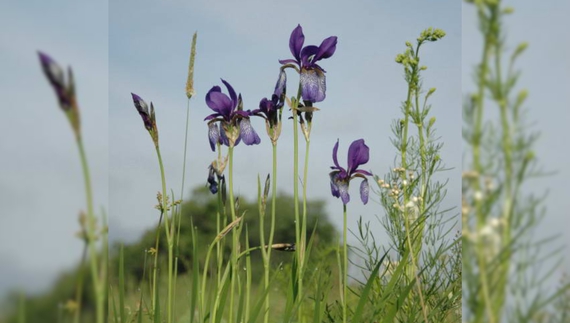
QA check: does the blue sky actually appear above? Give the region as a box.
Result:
[2,0,566,301]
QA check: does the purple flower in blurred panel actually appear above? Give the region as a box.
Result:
[279,24,337,103]
[204,79,260,150]
[38,51,81,136]
[329,139,372,205]
[38,51,75,111]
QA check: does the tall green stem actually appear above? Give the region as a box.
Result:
[154,145,173,323]
[301,129,311,267]
[263,143,278,323]
[228,146,238,323]
[342,204,348,323]
[291,84,304,320]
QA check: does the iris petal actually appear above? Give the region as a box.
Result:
[347,139,370,174]
[338,181,350,205]
[208,123,220,152]
[274,69,287,97]
[332,139,341,169]
[329,171,340,197]
[315,36,338,61]
[289,24,305,62]
[221,79,237,109]
[300,45,319,67]
[300,68,326,103]
[360,179,369,205]
[207,91,233,119]
[239,118,261,145]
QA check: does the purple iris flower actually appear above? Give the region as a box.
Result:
[205,79,260,151]
[252,70,286,128]
[329,139,372,205]
[279,25,337,103]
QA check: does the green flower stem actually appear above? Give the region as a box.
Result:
[150,212,163,315]
[153,145,174,323]
[342,203,348,323]
[228,146,238,323]
[173,97,191,320]
[76,138,104,323]
[291,83,304,320]
[301,127,311,269]
[216,182,223,286]
[260,142,278,323]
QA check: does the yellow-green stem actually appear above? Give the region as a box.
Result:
[154,145,173,322]
[228,146,238,323]
[291,84,304,319]
[342,204,348,323]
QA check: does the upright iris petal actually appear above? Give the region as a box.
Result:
[329,139,372,205]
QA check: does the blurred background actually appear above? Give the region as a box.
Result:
[462,0,570,275]
[0,1,108,300]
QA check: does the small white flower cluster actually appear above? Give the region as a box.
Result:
[378,167,423,221]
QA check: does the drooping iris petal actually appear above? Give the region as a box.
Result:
[360,179,369,205]
[300,68,326,103]
[289,24,304,62]
[208,123,220,151]
[338,181,350,205]
[314,36,338,61]
[330,171,350,205]
[329,171,341,198]
[239,118,261,145]
[274,69,287,97]
[347,139,370,174]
